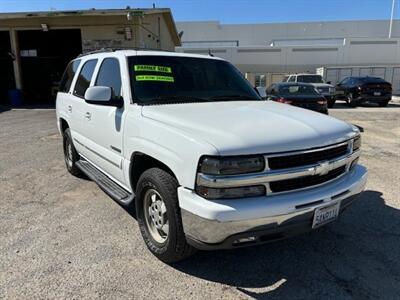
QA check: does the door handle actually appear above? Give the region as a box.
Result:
[68,105,72,113]
[85,112,91,120]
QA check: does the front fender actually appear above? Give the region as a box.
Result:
[123,112,219,189]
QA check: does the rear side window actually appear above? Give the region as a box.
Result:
[59,59,81,93]
[73,59,98,98]
[95,58,122,97]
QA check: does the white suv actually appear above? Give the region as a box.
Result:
[56,49,367,262]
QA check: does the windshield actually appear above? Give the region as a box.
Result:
[296,75,324,83]
[128,55,260,104]
[279,85,318,95]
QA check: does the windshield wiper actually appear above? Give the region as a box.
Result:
[209,95,259,101]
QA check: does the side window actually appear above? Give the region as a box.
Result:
[288,76,296,82]
[95,58,122,98]
[73,59,98,98]
[59,59,81,93]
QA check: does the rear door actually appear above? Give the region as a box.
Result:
[56,59,81,132]
[82,57,126,186]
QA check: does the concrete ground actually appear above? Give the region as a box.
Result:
[0,100,399,299]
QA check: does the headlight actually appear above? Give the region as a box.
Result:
[329,87,336,94]
[196,155,266,199]
[353,135,361,151]
[199,155,265,175]
[196,185,266,200]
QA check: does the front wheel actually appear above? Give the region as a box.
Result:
[135,168,195,263]
[327,98,336,108]
[347,93,357,107]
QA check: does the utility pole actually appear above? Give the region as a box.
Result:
[388,0,396,38]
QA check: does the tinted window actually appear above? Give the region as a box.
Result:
[95,58,122,97]
[73,59,98,97]
[340,78,350,85]
[59,59,81,93]
[359,77,387,84]
[279,85,318,95]
[296,75,324,83]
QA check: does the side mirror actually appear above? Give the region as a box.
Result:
[84,86,123,108]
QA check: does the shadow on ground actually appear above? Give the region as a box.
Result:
[331,101,400,109]
[0,106,11,113]
[172,190,400,299]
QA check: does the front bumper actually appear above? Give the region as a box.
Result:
[178,164,367,250]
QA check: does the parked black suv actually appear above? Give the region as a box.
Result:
[335,76,392,107]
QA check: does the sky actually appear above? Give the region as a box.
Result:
[0,0,398,24]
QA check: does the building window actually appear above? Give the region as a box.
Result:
[255,74,266,87]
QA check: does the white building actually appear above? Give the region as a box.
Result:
[176,20,400,93]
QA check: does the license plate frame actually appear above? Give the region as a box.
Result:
[312,202,340,229]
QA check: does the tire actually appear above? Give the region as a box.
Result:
[378,101,389,107]
[63,128,82,176]
[347,93,357,107]
[135,168,196,263]
[327,99,335,108]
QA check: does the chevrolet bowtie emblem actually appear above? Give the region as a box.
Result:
[315,161,331,176]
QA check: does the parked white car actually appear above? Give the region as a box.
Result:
[285,74,336,107]
[56,49,367,262]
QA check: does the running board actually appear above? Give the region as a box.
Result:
[76,159,134,204]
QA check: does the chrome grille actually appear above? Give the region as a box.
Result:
[269,166,346,193]
[268,144,349,170]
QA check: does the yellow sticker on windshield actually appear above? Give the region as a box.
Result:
[135,75,174,82]
[134,65,172,73]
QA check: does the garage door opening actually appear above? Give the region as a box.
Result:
[18,29,82,105]
[0,31,16,105]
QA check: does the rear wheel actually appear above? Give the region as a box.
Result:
[136,168,195,263]
[63,128,82,176]
[378,101,389,107]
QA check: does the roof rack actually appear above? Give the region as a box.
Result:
[78,47,175,57]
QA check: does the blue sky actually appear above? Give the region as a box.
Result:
[0,0,398,24]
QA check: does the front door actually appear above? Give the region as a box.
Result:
[82,57,126,187]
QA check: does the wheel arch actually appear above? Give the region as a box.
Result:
[59,118,69,133]
[129,152,179,193]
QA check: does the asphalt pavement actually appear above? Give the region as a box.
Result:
[0,101,399,299]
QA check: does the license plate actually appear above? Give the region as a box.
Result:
[374,92,381,96]
[312,202,340,229]
[336,91,344,95]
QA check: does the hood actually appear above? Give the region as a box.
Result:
[141,101,356,155]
